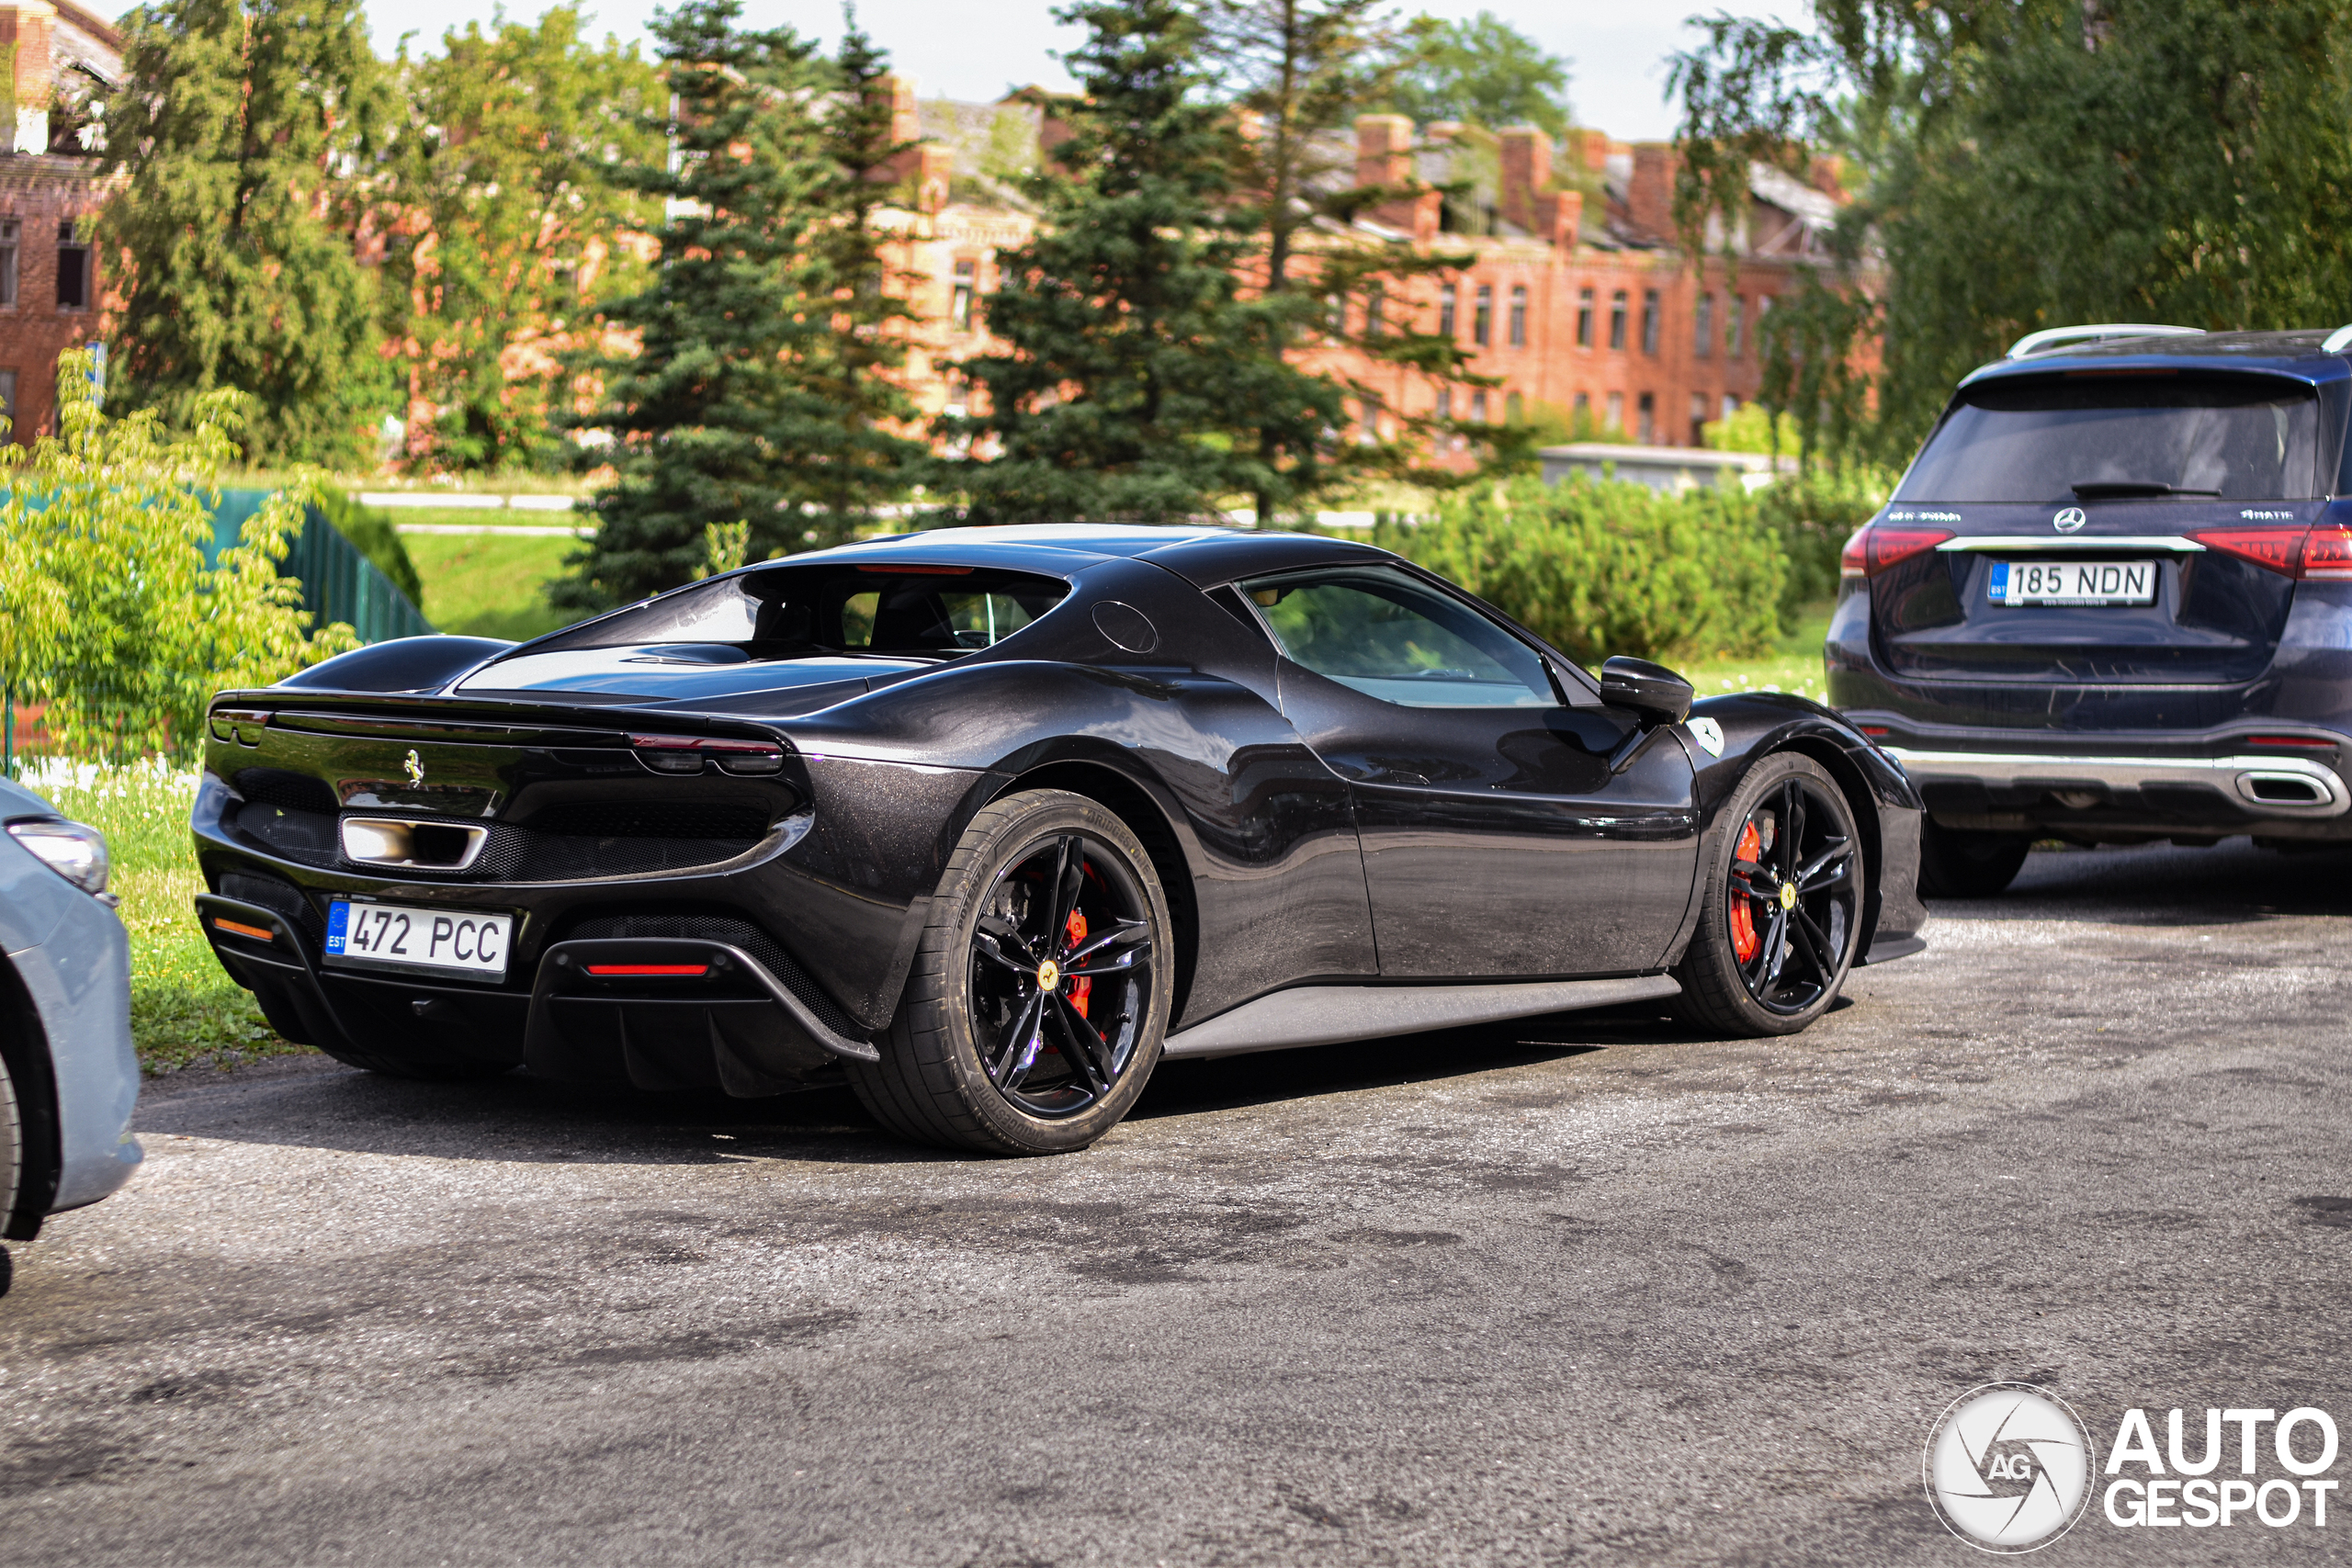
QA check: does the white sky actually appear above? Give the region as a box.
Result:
[340,0,1805,143]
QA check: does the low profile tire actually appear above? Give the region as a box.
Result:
[0,1046,21,1287]
[1672,752,1866,1038]
[313,1045,516,1082]
[848,789,1171,1156]
[1917,820,2032,897]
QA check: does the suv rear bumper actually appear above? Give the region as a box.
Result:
[1890,748,2348,817]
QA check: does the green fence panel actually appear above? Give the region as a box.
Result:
[207,490,434,644]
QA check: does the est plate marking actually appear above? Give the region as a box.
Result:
[325,898,513,981]
[1990,558,2157,607]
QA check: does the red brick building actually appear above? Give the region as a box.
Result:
[882,91,1854,466]
[0,0,118,444]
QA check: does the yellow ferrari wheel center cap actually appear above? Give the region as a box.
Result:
[1778,883,1798,912]
[1036,959,1061,993]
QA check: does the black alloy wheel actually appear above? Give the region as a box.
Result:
[967,832,1156,1118]
[1671,752,1866,1037]
[849,790,1172,1155]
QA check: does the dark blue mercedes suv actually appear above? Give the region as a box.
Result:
[1829,324,2352,894]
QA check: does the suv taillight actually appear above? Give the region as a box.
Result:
[2189,525,2352,579]
[1841,523,1952,578]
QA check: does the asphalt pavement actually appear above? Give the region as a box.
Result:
[4,840,2350,1566]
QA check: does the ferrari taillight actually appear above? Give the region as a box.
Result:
[1842,524,1952,577]
[628,733,786,775]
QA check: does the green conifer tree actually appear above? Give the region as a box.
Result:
[936,0,1350,525]
[555,2,924,610]
[100,0,393,466]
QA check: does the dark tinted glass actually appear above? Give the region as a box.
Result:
[1898,374,2320,502]
[525,564,1069,658]
[1243,567,1555,708]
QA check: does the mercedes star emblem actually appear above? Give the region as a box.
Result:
[2052,507,2087,533]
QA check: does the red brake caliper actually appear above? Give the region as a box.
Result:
[1729,820,1761,963]
[1064,909,1091,1019]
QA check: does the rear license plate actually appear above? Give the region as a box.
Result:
[324,899,513,981]
[1990,559,2157,606]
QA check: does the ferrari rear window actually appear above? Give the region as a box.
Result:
[519,563,1071,660]
[1898,374,2320,502]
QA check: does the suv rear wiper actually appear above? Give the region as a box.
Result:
[2071,480,2222,499]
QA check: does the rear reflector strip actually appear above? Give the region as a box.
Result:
[2246,735,2338,750]
[212,917,276,942]
[584,964,710,976]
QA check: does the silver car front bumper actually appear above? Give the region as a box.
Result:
[1886,749,2350,818]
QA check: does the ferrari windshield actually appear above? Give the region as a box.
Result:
[518,562,1071,660]
[1898,374,2321,503]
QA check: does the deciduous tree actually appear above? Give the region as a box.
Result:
[382,9,662,473]
[100,0,394,466]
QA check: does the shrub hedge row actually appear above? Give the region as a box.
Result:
[1370,469,1889,667]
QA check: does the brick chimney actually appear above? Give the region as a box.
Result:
[1497,126,1548,233]
[0,1,54,155]
[1627,141,1679,243]
[1355,114,1441,243]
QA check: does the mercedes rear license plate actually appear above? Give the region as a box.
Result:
[324,898,513,981]
[1989,558,2157,607]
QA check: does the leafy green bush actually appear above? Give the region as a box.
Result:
[0,352,358,764]
[1754,466,1895,619]
[1374,474,1787,666]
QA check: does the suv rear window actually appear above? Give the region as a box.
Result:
[1898,374,2320,502]
[519,563,1070,660]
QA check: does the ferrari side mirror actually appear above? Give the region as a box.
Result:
[1599,656,1694,726]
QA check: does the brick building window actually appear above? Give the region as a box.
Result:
[1726,297,1746,357]
[1505,390,1522,423]
[1576,287,1593,348]
[1608,290,1627,350]
[1574,390,1590,425]
[1640,290,1660,355]
[1637,392,1656,444]
[1690,392,1709,446]
[1722,393,1741,420]
[1605,390,1624,432]
[1508,285,1527,348]
[950,261,976,332]
[1435,386,1453,420]
[1439,284,1457,339]
[0,222,17,307]
[0,369,17,433]
[56,221,88,310]
[1473,284,1491,347]
[1695,293,1714,358]
[1365,283,1385,339]
[1470,389,1487,423]
[1756,293,1774,354]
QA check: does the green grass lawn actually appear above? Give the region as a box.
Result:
[403,521,582,642]
[1675,600,1835,705]
[29,763,311,1075]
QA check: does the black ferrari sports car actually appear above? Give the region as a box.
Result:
[193,525,1927,1154]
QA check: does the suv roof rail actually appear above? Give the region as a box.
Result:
[2323,324,2352,354]
[2005,323,2204,359]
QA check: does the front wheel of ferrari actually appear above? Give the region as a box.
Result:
[1671,752,1866,1038]
[848,790,1172,1156]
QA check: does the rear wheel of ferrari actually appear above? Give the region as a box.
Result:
[1672,753,1864,1038]
[1917,820,2032,897]
[850,790,1170,1156]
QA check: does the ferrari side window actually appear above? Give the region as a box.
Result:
[1243,568,1557,708]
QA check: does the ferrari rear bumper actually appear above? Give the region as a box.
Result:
[196,894,876,1095]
